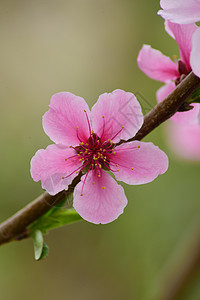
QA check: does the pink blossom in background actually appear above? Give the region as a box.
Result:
[137,20,200,123]
[167,122,200,162]
[137,20,200,161]
[158,0,200,24]
[165,79,200,162]
[31,90,168,224]
[191,28,200,78]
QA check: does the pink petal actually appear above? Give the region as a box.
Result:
[137,45,179,82]
[198,109,200,126]
[91,89,143,143]
[156,81,175,103]
[190,28,200,78]
[73,170,127,224]
[157,83,200,124]
[111,141,168,185]
[165,21,197,72]
[43,92,91,146]
[31,144,81,195]
[167,122,200,161]
[158,0,200,24]
[173,103,200,125]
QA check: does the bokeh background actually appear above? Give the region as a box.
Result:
[0,0,200,299]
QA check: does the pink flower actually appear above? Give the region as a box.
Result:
[166,122,200,162]
[191,28,200,79]
[137,20,200,123]
[31,90,168,224]
[158,0,200,24]
[167,108,200,161]
[137,21,200,161]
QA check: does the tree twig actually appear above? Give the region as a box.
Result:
[117,72,200,145]
[0,173,82,245]
[0,72,199,247]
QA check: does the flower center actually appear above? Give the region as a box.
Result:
[74,132,115,176]
[62,111,126,196]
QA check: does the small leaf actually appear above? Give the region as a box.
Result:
[29,193,82,234]
[38,242,49,261]
[29,194,81,261]
[44,193,73,217]
[29,209,82,234]
[31,230,44,260]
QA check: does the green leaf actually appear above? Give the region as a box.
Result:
[29,193,82,235]
[38,242,49,261]
[29,209,82,234]
[44,198,67,217]
[44,192,73,217]
[29,193,82,261]
[31,231,49,261]
[31,230,44,260]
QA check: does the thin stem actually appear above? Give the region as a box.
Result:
[0,72,200,247]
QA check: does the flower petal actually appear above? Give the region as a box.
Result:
[110,141,168,185]
[198,109,200,126]
[43,92,91,146]
[158,0,200,24]
[190,28,200,78]
[165,21,197,72]
[91,89,143,143]
[156,81,175,103]
[173,104,200,125]
[156,83,200,124]
[167,121,200,161]
[73,170,127,224]
[137,44,179,82]
[31,144,81,195]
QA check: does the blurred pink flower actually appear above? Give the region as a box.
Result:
[137,20,200,123]
[167,121,200,162]
[158,0,200,24]
[31,90,168,224]
[169,106,200,162]
[191,28,200,79]
[137,20,200,162]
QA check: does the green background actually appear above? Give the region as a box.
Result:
[0,0,199,299]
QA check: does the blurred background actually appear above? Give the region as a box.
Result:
[0,0,200,299]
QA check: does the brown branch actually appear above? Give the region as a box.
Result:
[117,72,200,145]
[0,72,200,247]
[0,173,82,245]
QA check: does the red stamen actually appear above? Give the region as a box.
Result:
[80,165,92,196]
[100,116,106,139]
[110,126,124,141]
[84,110,92,135]
[113,146,140,152]
[76,127,84,143]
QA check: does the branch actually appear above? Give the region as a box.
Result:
[118,72,200,145]
[0,173,82,245]
[0,72,199,247]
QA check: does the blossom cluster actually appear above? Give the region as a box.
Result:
[137,0,200,161]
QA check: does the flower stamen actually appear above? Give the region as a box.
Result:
[110,126,125,140]
[84,109,92,135]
